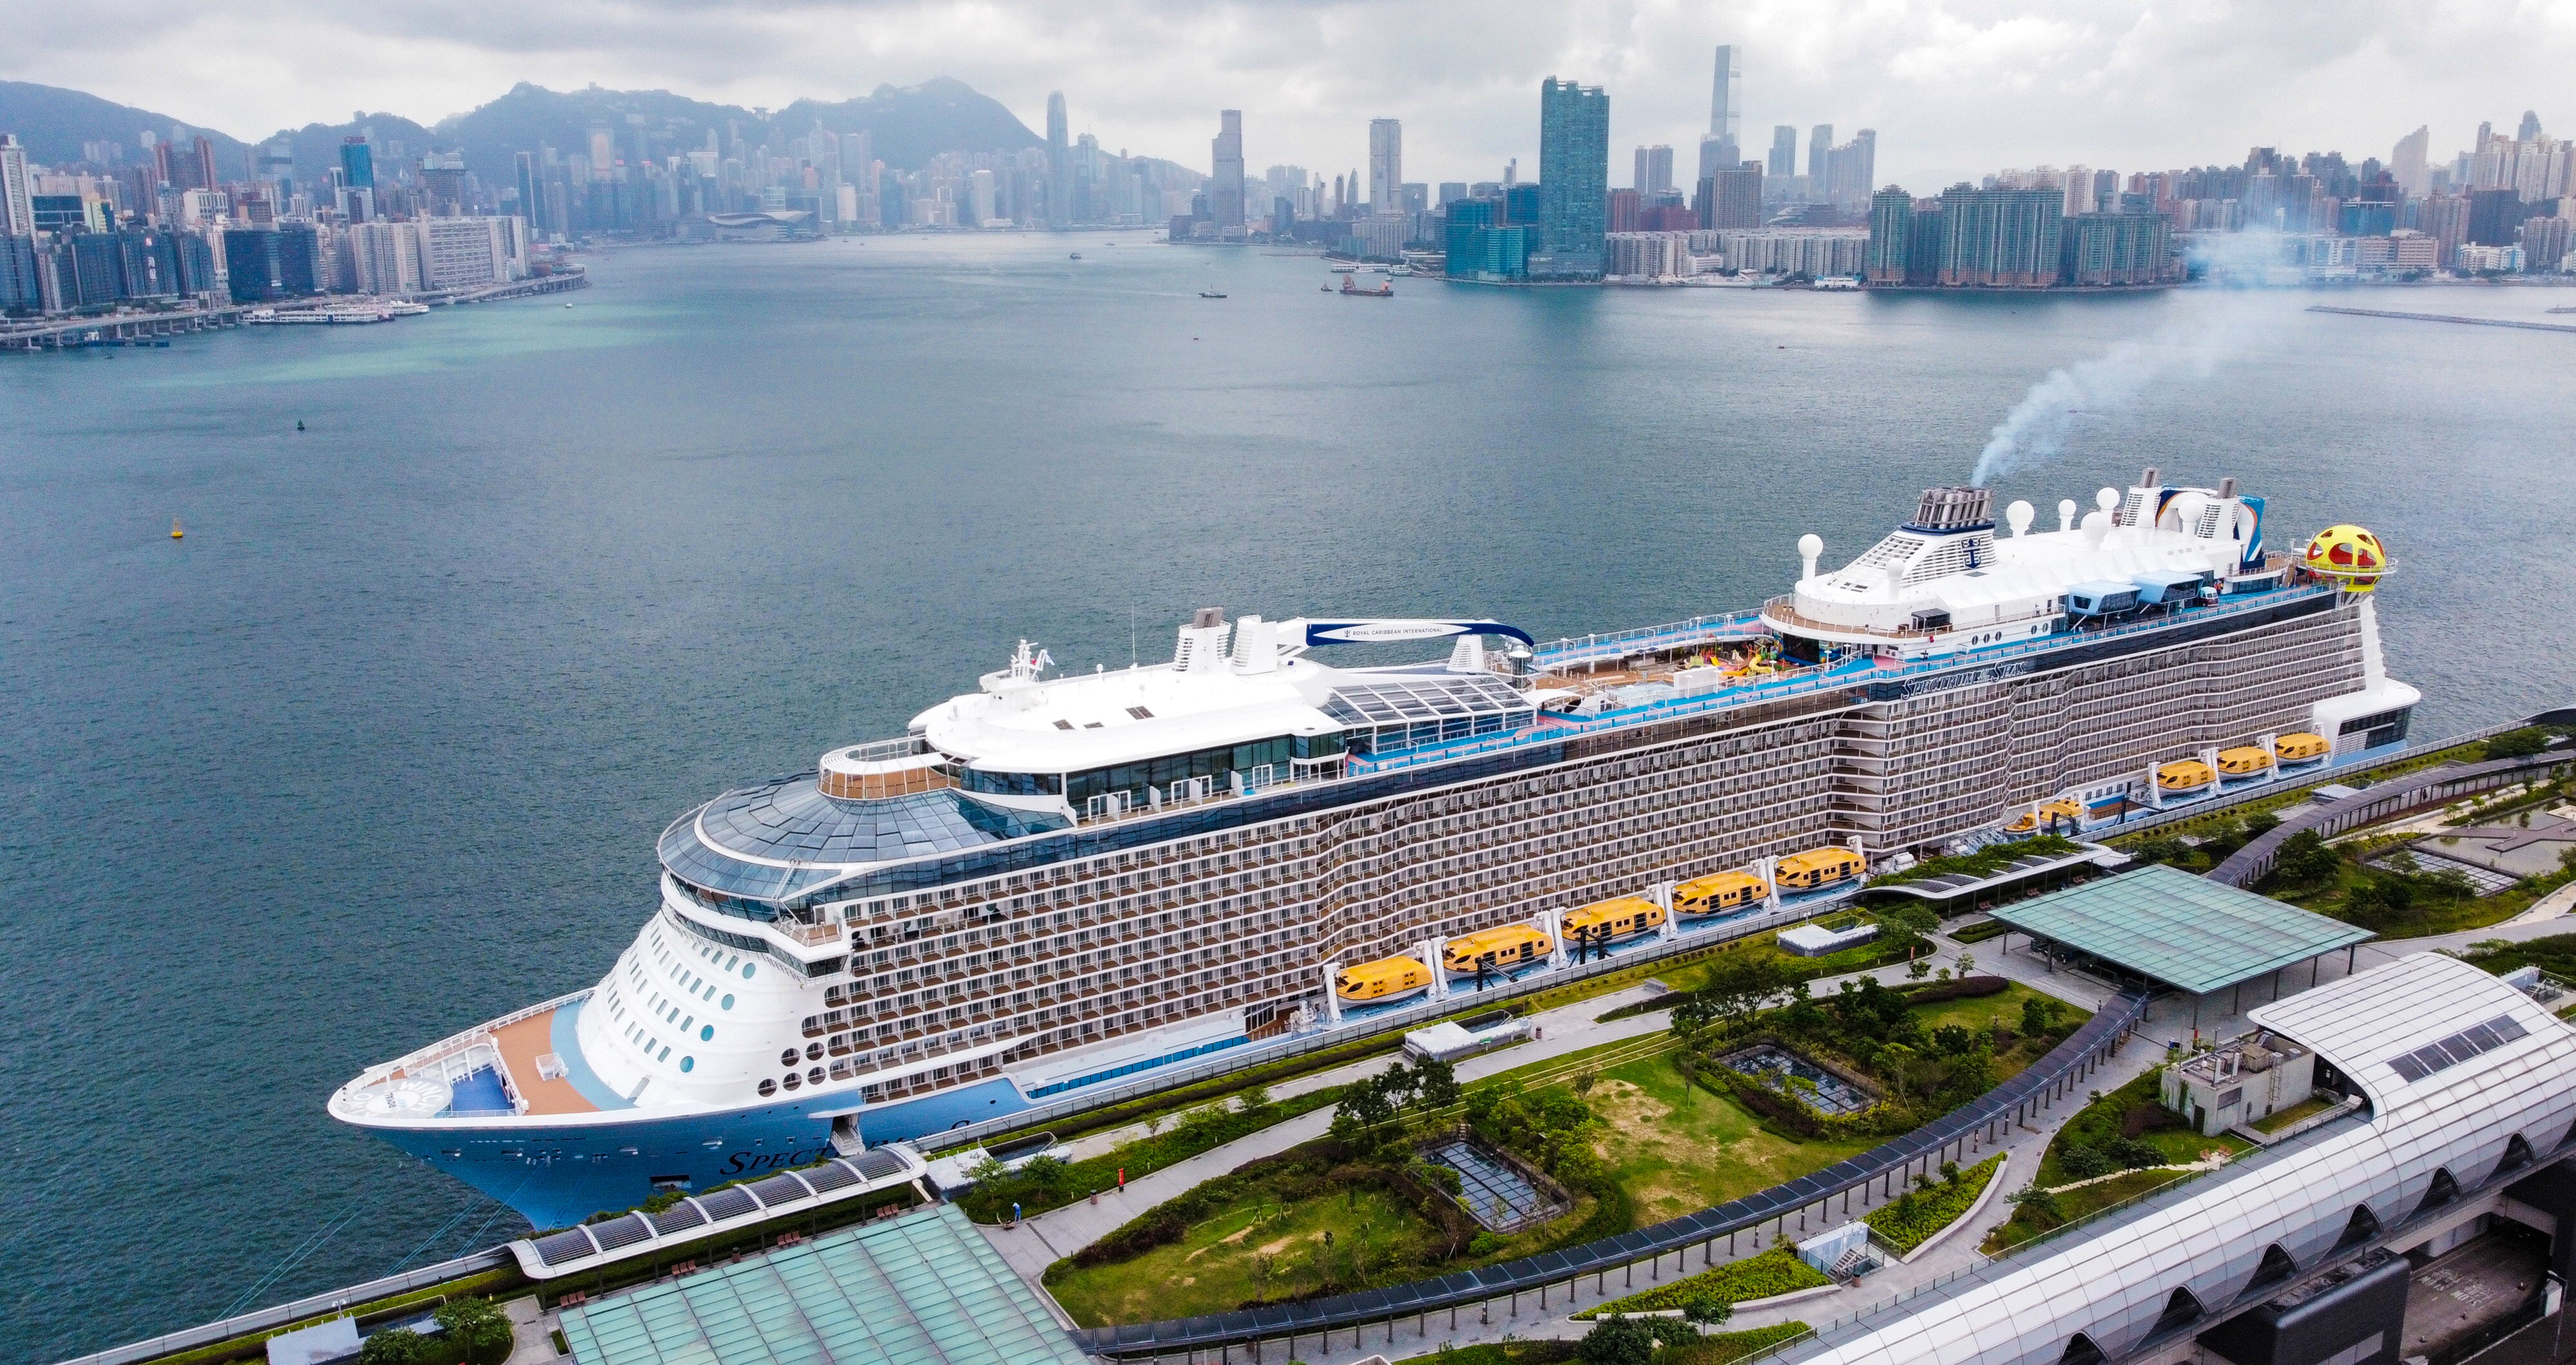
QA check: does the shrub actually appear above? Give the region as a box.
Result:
[1896,974,2009,1004]
[1573,1250,1827,1318]
[1863,1155,2003,1254]
[2105,1137,2167,1170]
[2058,1143,2116,1180]
[360,1331,428,1365]
[1578,1316,1659,1365]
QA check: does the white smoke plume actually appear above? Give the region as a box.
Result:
[1970,267,2278,488]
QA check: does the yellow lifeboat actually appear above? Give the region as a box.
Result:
[1334,955,1434,1004]
[2157,759,2216,794]
[1564,895,1666,942]
[2216,746,2274,778]
[1675,870,1770,915]
[2275,732,2331,766]
[2004,798,2086,834]
[1441,923,1553,975]
[1776,846,1867,890]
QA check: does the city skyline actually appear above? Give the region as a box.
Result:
[2,2,2568,195]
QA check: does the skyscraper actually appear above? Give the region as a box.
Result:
[1537,77,1610,277]
[516,151,539,229]
[2519,111,2543,143]
[2391,126,2430,197]
[1211,110,1246,233]
[0,135,33,237]
[1808,125,1834,181]
[1709,46,1741,146]
[1769,126,1798,178]
[1634,145,1673,194]
[1369,119,1402,213]
[1046,92,1070,227]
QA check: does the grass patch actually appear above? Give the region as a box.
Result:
[1862,1154,2004,1255]
[1572,1250,1828,1318]
[1577,1052,1878,1228]
[2460,933,2576,980]
[1946,918,2010,944]
[1869,835,2082,888]
[1983,1167,2196,1255]
[2251,1094,2336,1134]
[957,1087,1342,1223]
[1657,1322,1814,1365]
[1045,1174,1441,1326]
[2035,1071,2247,1187]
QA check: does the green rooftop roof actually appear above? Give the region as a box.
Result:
[1987,864,2372,995]
[559,1203,1089,1365]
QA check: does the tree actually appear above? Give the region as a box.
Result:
[1238,1084,1274,1113]
[1931,1024,1977,1057]
[1953,950,1976,977]
[1578,1315,1659,1365]
[1907,956,1932,982]
[1680,953,1789,1036]
[1876,904,1938,960]
[2271,829,2343,886]
[1413,1056,1461,1111]
[433,1298,516,1365]
[360,1332,428,1365]
[2020,995,2061,1039]
[1682,1290,1736,1326]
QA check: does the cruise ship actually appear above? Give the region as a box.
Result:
[331,471,2418,1228]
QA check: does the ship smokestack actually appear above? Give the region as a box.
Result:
[2218,476,2239,498]
[1910,486,1994,531]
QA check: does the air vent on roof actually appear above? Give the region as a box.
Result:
[1127,706,1154,720]
[1083,721,1103,729]
[2386,1012,2528,1082]
[1053,720,1074,730]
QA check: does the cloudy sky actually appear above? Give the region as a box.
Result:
[8,0,2571,189]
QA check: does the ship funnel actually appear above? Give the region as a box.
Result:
[1910,486,1994,531]
[2218,476,2239,498]
[2139,466,2162,488]
[1193,606,1226,628]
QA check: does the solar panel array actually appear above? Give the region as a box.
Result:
[1077,990,2153,1358]
[519,1156,913,1273]
[2387,1013,2528,1082]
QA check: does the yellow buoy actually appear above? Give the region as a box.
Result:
[171,517,184,539]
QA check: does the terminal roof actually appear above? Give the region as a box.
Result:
[559,1203,1088,1365]
[1988,864,2372,995]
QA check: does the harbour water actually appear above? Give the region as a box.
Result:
[3,234,2570,1359]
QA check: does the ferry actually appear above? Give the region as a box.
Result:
[332,471,2418,1228]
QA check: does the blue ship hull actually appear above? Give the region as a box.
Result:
[370,1076,1029,1230]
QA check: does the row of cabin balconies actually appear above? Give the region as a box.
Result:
[807,931,1318,1040]
[823,959,1299,1069]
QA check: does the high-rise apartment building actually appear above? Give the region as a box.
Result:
[1369,119,1402,213]
[2389,126,2429,197]
[156,135,217,193]
[1634,145,1673,195]
[1,134,33,237]
[1211,110,1246,233]
[1700,164,1764,231]
[1934,186,2062,287]
[1046,93,1070,227]
[1808,126,1833,181]
[1768,127,1798,179]
[1537,77,1610,277]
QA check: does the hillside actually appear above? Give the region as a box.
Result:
[0,79,251,171]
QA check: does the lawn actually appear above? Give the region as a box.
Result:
[1982,1167,2197,1255]
[2251,1094,2336,1134]
[1576,1051,1878,1228]
[1908,984,2090,1061]
[1572,1249,1829,1318]
[1045,1181,1439,1326]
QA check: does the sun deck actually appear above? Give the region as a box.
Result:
[492,1002,601,1116]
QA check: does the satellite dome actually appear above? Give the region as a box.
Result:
[2304,524,2390,592]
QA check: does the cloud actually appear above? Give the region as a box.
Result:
[1,0,2570,187]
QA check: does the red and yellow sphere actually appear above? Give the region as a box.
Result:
[2305,524,2390,592]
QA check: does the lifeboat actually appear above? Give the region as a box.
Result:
[2004,798,2086,834]
[1334,955,1434,1004]
[1441,923,1553,976]
[2274,732,2331,767]
[2157,759,2217,794]
[1675,870,1770,915]
[2216,746,2274,778]
[1776,846,1867,890]
[1564,895,1666,942]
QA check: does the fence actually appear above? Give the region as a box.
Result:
[48,1250,513,1365]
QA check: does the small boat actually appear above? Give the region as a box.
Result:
[2216,745,2274,778]
[1390,265,1415,276]
[295,419,305,431]
[1070,253,1082,260]
[2004,798,2086,834]
[1334,955,1433,1004]
[1441,923,1553,977]
[1198,291,1227,299]
[2274,732,2331,767]
[1331,265,1357,274]
[1320,283,1332,291]
[1675,870,1769,915]
[170,517,184,540]
[1776,846,1866,890]
[1564,895,1666,944]
[2156,759,2216,795]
